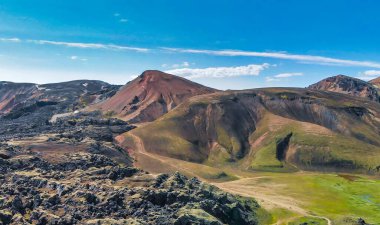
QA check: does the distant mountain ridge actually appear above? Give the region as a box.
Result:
[2,72,380,176]
[0,80,119,115]
[308,74,380,102]
[0,80,121,138]
[370,77,380,88]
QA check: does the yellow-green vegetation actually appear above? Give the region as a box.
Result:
[103,110,116,118]
[265,208,299,224]
[223,172,380,224]
[250,142,284,169]
[176,205,221,223]
[258,207,330,225]
[257,207,299,225]
[206,143,232,165]
[287,216,328,225]
[247,112,380,173]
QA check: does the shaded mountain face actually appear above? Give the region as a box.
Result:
[308,75,380,102]
[370,77,380,89]
[119,88,380,174]
[95,70,217,123]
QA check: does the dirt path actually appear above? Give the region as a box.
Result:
[128,133,200,178]
[214,178,332,225]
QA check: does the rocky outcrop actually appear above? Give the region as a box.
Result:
[0,152,260,225]
[308,75,380,102]
[0,111,134,141]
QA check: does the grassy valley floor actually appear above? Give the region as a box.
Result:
[128,148,380,224]
[214,171,380,225]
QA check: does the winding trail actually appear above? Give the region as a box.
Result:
[214,178,332,225]
[128,133,200,178]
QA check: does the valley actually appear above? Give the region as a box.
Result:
[116,122,380,224]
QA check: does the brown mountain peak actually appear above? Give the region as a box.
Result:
[309,74,379,102]
[95,70,217,123]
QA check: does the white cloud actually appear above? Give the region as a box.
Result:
[162,47,380,69]
[274,72,303,78]
[120,19,128,23]
[162,62,191,68]
[363,70,380,77]
[182,62,190,67]
[266,72,303,82]
[0,38,21,42]
[265,77,281,82]
[1,37,149,52]
[69,56,88,61]
[27,39,149,52]
[356,70,380,81]
[356,76,374,81]
[165,63,270,79]
[171,62,190,68]
[114,13,120,17]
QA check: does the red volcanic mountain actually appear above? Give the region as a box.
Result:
[308,75,379,102]
[96,70,217,123]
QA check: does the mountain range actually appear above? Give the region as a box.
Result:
[2,71,380,175]
[1,71,379,224]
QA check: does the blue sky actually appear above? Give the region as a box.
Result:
[1,0,380,89]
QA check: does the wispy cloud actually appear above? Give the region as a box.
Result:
[0,37,21,42]
[162,62,190,68]
[0,37,149,52]
[356,70,380,81]
[265,77,281,82]
[274,72,303,78]
[266,72,303,82]
[162,47,380,69]
[362,70,380,77]
[119,19,128,23]
[28,40,149,52]
[165,63,270,79]
[69,56,88,61]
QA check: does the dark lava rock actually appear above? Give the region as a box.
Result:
[0,152,260,225]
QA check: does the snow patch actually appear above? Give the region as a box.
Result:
[36,85,47,91]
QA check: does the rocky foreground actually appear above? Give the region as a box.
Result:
[0,149,260,225]
[0,109,260,225]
